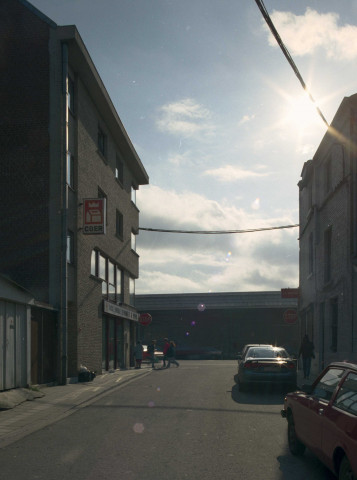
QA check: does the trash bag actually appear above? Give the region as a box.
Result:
[78,365,96,382]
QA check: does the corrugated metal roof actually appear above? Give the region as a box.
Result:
[135,291,297,311]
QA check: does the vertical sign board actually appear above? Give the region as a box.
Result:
[83,198,106,234]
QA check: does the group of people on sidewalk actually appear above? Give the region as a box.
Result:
[133,337,179,369]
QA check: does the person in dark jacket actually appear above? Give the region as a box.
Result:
[299,334,315,379]
[147,340,156,369]
[166,341,179,368]
[162,338,170,368]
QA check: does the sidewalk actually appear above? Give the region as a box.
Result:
[0,366,151,448]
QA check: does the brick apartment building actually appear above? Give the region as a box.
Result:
[299,94,357,375]
[0,0,149,388]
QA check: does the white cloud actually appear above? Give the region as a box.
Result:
[156,98,215,138]
[267,8,357,60]
[203,165,270,182]
[238,114,256,126]
[136,185,299,294]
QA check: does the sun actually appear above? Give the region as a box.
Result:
[283,92,324,132]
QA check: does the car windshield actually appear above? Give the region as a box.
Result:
[246,348,288,359]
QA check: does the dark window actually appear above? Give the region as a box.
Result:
[115,155,124,184]
[98,127,107,157]
[334,373,357,416]
[324,227,332,283]
[313,368,344,401]
[116,210,123,238]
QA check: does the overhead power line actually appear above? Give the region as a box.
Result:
[254,0,329,128]
[139,224,299,235]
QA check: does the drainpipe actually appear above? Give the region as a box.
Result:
[60,43,69,385]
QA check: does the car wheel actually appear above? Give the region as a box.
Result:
[339,455,356,480]
[287,415,305,456]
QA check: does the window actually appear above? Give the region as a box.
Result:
[116,210,123,239]
[129,277,135,306]
[334,373,357,416]
[115,155,124,184]
[116,267,122,303]
[131,231,136,252]
[331,297,338,352]
[68,76,75,113]
[98,253,106,280]
[313,368,344,401]
[66,231,74,264]
[324,227,332,283]
[98,126,107,157]
[91,250,97,276]
[66,152,74,188]
[91,250,123,304]
[131,185,137,204]
[308,233,314,275]
[108,260,115,302]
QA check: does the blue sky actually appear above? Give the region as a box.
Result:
[30,0,357,294]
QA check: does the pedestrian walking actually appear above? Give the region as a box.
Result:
[166,341,179,368]
[147,340,156,369]
[162,338,170,368]
[298,334,315,379]
[133,340,143,369]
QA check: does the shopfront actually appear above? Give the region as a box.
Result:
[102,301,139,371]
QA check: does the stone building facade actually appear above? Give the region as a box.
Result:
[299,94,357,374]
[0,0,149,384]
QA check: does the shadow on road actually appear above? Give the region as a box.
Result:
[277,450,335,480]
[231,375,296,406]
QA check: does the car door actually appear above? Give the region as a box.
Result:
[296,368,344,456]
[322,371,357,474]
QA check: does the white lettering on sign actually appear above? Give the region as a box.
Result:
[103,301,139,321]
[83,198,106,235]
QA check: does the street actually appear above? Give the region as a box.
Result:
[0,361,334,480]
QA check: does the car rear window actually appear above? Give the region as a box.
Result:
[333,372,357,416]
[246,348,288,358]
[313,368,344,401]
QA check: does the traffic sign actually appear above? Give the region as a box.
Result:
[139,313,152,326]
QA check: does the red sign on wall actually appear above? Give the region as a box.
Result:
[281,288,299,298]
[283,309,298,325]
[83,198,106,234]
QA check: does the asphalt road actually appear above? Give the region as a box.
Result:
[0,361,334,480]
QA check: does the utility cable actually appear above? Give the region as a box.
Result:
[139,224,299,235]
[254,0,329,128]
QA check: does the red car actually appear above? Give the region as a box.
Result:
[281,362,357,480]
